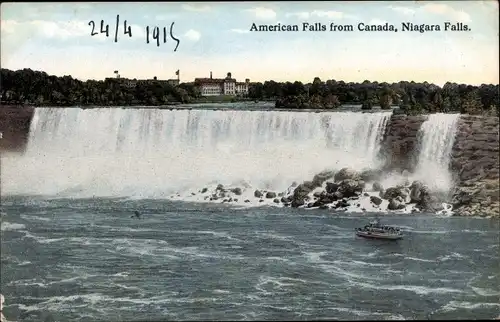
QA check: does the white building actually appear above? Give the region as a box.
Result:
[194,72,250,96]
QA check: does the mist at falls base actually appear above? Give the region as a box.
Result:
[1,108,460,215]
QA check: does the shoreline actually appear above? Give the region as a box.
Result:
[0,103,481,115]
[2,103,496,116]
[0,192,494,220]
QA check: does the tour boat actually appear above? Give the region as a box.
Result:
[355,219,403,240]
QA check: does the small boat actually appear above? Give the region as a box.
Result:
[355,219,403,240]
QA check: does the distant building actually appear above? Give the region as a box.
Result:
[107,71,181,89]
[236,79,250,95]
[123,78,137,88]
[194,72,250,96]
[167,79,180,86]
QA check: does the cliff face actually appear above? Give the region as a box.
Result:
[449,116,500,217]
[379,114,428,172]
[0,106,35,153]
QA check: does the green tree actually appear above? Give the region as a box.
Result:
[461,89,483,114]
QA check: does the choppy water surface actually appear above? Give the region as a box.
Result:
[1,197,499,321]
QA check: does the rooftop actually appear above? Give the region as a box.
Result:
[195,78,236,84]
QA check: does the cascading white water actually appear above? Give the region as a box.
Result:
[413,113,461,193]
[1,108,390,198]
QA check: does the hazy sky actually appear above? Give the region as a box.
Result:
[1,1,498,85]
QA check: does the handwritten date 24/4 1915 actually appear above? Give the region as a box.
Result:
[88,15,180,51]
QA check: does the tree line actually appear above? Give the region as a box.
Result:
[250,77,499,115]
[1,68,498,115]
[0,68,200,106]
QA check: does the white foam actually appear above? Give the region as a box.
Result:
[404,256,436,263]
[18,261,32,266]
[439,301,500,313]
[319,264,386,282]
[1,222,26,231]
[20,215,51,222]
[328,307,406,320]
[436,203,454,217]
[254,275,319,294]
[343,260,390,268]
[14,293,162,312]
[7,278,47,288]
[437,252,468,262]
[352,281,466,295]
[471,287,500,297]
[34,237,66,244]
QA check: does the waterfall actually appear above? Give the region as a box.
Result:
[1,108,391,198]
[413,113,460,192]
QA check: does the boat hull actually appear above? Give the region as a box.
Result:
[356,231,403,240]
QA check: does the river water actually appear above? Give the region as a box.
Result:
[1,197,499,321]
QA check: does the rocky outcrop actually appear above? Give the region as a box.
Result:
[388,197,406,210]
[291,181,316,207]
[451,180,500,217]
[192,169,447,214]
[450,115,500,217]
[0,106,35,153]
[380,114,428,172]
[289,170,335,207]
[382,186,409,200]
[289,168,393,210]
[370,195,382,206]
[375,180,442,212]
[337,179,365,198]
[265,191,277,199]
[231,187,242,195]
[334,168,359,181]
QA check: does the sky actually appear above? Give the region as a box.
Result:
[1,1,498,86]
